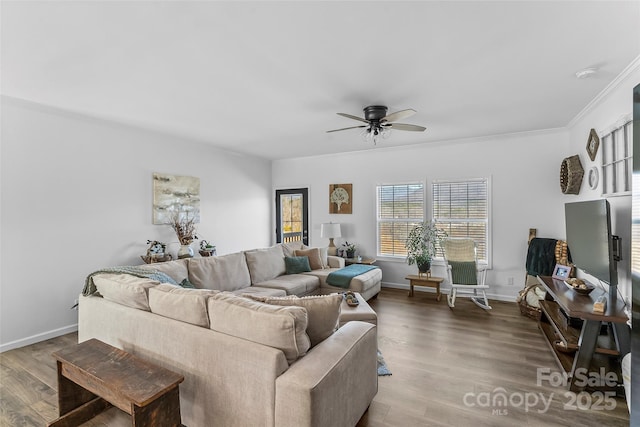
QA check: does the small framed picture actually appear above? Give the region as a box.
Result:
[552,264,572,280]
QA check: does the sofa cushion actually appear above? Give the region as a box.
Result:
[245,245,286,283]
[188,252,251,291]
[255,274,320,296]
[148,284,218,327]
[248,294,342,347]
[139,258,190,283]
[208,293,310,364]
[231,286,287,297]
[280,241,305,257]
[285,256,312,274]
[295,248,323,270]
[93,274,158,311]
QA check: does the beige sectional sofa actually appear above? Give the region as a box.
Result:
[172,242,381,300]
[78,242,381,427]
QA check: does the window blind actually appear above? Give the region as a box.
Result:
[376,183,424,257]
[432,178,489,263]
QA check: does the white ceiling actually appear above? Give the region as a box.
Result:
[2,1,639,160]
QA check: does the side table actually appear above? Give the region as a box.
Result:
[48,338,184,427]
[344,257,377,266]
[405,274,445,301]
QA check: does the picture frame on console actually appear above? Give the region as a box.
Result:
[551,263,572,281]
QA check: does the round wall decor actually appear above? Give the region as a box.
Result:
[588,166,599,190]
[560,155,584,194]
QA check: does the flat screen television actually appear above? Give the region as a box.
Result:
[564,199,615,284]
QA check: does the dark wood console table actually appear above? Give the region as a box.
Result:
[537,276,630,392]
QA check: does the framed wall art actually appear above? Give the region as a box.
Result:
[586,128,600,161]
[153,173,201,224]
[329,183,352,214]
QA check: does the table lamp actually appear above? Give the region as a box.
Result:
[321,223,341,256]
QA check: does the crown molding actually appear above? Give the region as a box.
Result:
[568,55,640,128]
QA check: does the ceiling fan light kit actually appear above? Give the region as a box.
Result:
[327,105,426,144]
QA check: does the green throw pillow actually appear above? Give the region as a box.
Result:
[285,256,312,274]
[179,278,196,288]
[449,261,478,285]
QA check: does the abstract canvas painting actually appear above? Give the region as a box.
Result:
[153,173,200,224]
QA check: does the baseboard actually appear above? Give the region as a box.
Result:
[0,323,78,353]
[381,282,516,303]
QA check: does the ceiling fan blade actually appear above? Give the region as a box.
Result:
[336,112,369,123]
[387,123,426,132]
[326,125,367,133]
[382,109,416,123]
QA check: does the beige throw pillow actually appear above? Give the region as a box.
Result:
[247,294,342,347]
[148,284,218,327]
[208,293,310,364]
[294,248,323,271]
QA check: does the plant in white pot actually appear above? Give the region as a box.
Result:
[405,221,447,276]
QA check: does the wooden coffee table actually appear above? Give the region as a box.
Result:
[405,274,445,301]
[48,338,184,427]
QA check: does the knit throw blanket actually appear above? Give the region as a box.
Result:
[83,266,178,296]
[449,261,478,285]
[326,264,378,288]
[526,238,558,277]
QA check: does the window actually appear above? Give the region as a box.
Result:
[601,120,632,196]
[432,178,490,265]
[376,183,424,257]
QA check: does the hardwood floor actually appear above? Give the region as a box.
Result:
[0,288,629,426]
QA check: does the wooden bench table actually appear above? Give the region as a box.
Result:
[405,274,445,301]
[48,338,184,427]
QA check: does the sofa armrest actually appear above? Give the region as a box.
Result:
[327,255,345,268]
[275,321,377,427]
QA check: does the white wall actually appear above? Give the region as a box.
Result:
[565,59,640,303]
[273,129,569,301]
[0,96,273,351]
[272,61,640,304]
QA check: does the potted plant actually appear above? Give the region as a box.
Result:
[405,221,447,275]
[199,240,217,257]
[142,240,172,264]
[167,211,198,258]
[341,241,356,258]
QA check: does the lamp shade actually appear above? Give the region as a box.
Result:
[321,223,341,238]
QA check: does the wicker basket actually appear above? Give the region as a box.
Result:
[141,254,173,264]
[518,298,542,320]
[560,155,584,195]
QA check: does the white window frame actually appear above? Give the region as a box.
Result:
[375,182,425,260]
[431,177,492,268]
[601,119,632,197]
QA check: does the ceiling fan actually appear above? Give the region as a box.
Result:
[327,105,426,144]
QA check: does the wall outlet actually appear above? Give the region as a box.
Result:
[507,277,514,286]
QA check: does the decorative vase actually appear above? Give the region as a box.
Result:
[346,249,355,258]
[178,244,194,259]
[417,260,431,276]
